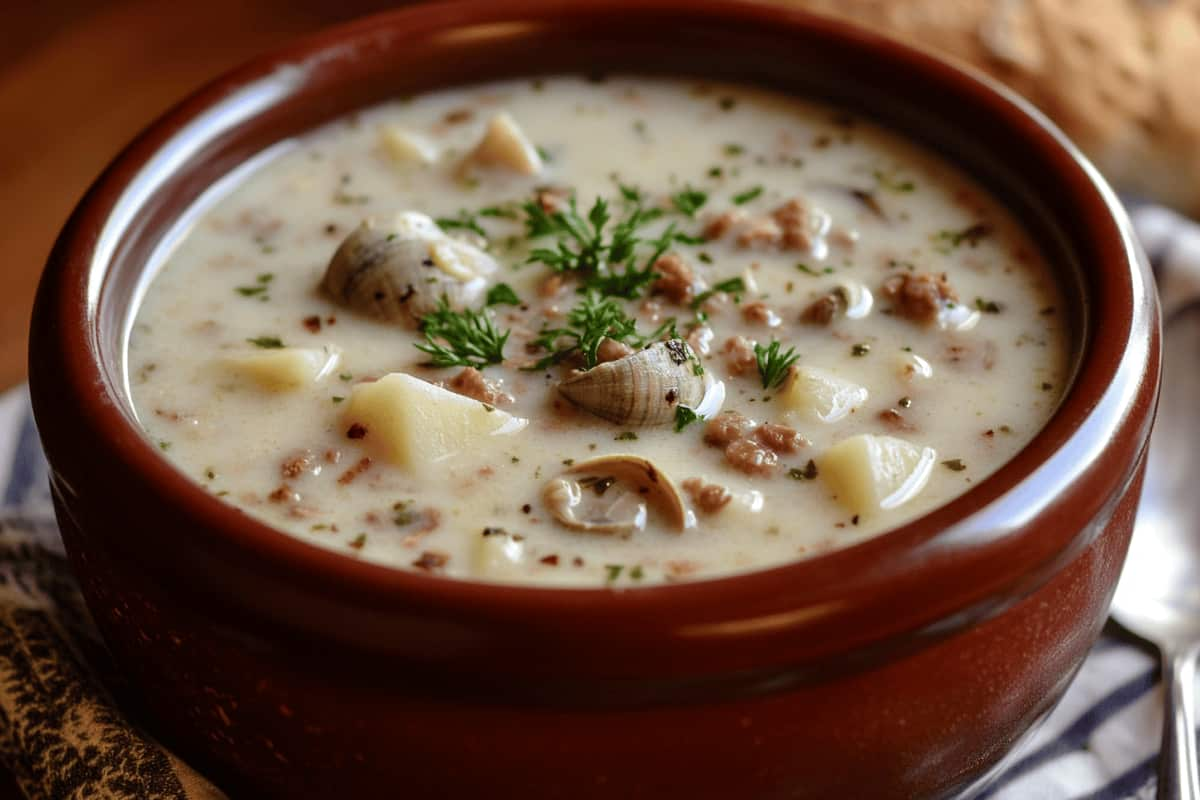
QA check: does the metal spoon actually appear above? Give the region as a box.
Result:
[1112,299,1200,800]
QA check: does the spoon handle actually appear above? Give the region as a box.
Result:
[1159,643,1200,800]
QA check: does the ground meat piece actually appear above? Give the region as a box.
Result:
[687,325,714,356]
[412,550,449,571]
[754,422,806,453]
[303,315,322,333]
[595,337,634,364]
[741,301,780,326]
[280,450,315,479]
[536,186,570,213]
[703,209,746,240]
[878,408,915,431]
[268,484,296,503]
[829,226,858,250]
[682,478,733,513]
[801,292,840,325]
[539,273,566,298]
[337,457,372,485]
[771,198,812,251]
[448,367,513,405]
[735,217,782,249]
[722,335,757,376]
[724,439,778,476]
[880,272,958,324]
[651,253,700,304]
[703,411,755,447]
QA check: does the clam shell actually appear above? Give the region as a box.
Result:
[557,340,708,426]
[542,454,688,535]
[322,216,494,324]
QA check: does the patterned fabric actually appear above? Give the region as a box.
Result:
[0,207,1196,798]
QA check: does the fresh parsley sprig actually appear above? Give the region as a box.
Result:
[754,339,800,390]
[526,291,675,371]
[415,298,510,369]
[690,276,746,310]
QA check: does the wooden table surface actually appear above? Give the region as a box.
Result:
[0,0,410,393]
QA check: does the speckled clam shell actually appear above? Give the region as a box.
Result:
[322,221,487,324]
[557,339,706,426]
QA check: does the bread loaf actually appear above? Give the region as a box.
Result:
[784,0,1200,215]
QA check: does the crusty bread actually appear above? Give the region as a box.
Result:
[783,0,1200,215]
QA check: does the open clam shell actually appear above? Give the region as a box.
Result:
[542,454,688,536]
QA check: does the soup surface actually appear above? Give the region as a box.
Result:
[128,76,1069,586]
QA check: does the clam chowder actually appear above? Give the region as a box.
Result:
[128,77,1069,586]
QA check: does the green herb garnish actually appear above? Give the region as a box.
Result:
[435,210,487,238]
[690,276,746,310]
[731,185,763,205]
[415,298,510,369]
[975,297,1002,313]
[671,185,708,217]
[873,169,916,193]
[942,459,967,472]
[615,431,639,441]
[754,339,800,390]
[605,564,624,583]
[247,336,284,349]
[673,405,703,432]
[486,283,522,307]
[932,223,991,252]
[526,291,675,371]
[235,272,274,298]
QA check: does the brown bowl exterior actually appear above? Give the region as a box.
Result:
[29,1,1159,798]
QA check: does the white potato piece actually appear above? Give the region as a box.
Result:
[819,434,936,516]
[471,528,526,580]
[379,125,437,166]
[226,346,340,391]
[467,112,542,175]
[342,373,527,471]
[781,366,868,423]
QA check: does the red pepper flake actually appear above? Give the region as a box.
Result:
[539,554,560,566]
[337,457,372,485]
[413,550,449,571]
[521,503,532,514]
[303,315,322,333]
[346,423,367,439]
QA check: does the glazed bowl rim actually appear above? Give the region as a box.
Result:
[30,0,1156,649]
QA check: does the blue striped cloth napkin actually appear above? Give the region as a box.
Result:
[0,204,1196,798]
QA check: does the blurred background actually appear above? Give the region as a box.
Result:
[0,0,418,392]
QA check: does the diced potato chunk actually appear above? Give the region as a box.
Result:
[781,366,868,423]
[468,112,542,175]
[819,434,936,515]
[227,346,340,391]
[471,529,526,579]
[343,373,527,471]
[379,125,437,165]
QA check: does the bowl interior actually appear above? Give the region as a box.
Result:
[34,0,1150,676]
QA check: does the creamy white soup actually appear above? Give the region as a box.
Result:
[128,76,1069,586]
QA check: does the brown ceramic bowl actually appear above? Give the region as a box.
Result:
[29,1,1159,797]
